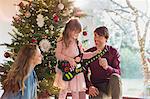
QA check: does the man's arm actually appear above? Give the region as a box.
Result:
[106,49,121,75]
[83,66,99,97]
[83,68,93,88]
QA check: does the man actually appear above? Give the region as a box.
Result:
[84,26,122,99]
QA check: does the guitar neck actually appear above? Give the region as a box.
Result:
[84,49,107,66]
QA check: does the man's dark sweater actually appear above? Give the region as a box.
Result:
[84,45,121,88]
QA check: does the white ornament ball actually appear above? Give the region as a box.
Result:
[36,14,44,27]
[58,3,64,10]
[39,39,51,52]
[37,21,44,27]
[37,14,43,18]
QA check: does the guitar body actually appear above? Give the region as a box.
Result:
[58,60,83,81]
[58,49,107,81]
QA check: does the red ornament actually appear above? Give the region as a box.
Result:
[31,38,37,43]
[53,14,59,22]
[4,52,10,58]
[83,31,88,36]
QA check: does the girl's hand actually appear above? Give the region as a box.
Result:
[88,49,101,58]
[68,57,76,68]
[74,56,81,63]
[96,49,102,54]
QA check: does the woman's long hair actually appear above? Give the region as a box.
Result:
[60,18,82,48]
[3,44,38,95]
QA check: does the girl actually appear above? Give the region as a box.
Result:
[1,44,43,99]
[54,18,97,99]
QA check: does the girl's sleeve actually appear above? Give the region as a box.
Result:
[78,42,84,53]
[78,42,96,59]
[55,41,68,60]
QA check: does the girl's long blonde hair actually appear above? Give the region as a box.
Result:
[3,44,38,95]
[60,18,82,48]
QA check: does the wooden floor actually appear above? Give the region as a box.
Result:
[123,97,143,99]
[66,93,144,99]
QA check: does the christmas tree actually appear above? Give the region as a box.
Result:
[0,0,82,97]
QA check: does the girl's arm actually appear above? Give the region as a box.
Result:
[55,40,76,66]
[82,51,98,59]
[78,42,98,59]
[55,41,71,61]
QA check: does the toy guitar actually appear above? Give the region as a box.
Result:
[58,48,107,81]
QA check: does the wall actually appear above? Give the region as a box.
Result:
[0,0,21,63]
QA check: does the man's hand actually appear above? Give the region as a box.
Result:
[99,58,108,70]
[88,86,99,97]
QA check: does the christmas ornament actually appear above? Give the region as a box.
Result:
[39,39,51,52]
[53,14,59,22]
[58,3,64,10]
[36,14,44,27]
[4,52,10,58]
[83,31,88,36]
[25,11,31,18]
[31,38,37,43]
